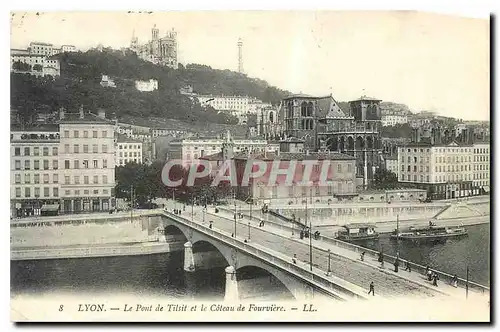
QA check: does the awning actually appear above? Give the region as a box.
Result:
[41,204,60,212]
[483,186,490,193]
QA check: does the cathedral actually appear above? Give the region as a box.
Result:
[130,25,178,69]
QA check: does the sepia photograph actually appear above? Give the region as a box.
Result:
[8,8,491,322]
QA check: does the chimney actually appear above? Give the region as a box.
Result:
[79,105,84,119]
[97,109,106,119]
[59,107,65,120]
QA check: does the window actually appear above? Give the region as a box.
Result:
[83,131,88,138]
[83,160,89,168]
[24,147,30,156]
[124,152,128,158]
[413,166,417,172]
[15,160,21,170]
[92,144,98,153]
[74,144,79,153]
[64,160,70,169]
[25,187,31,198]
[93,160,98,168]
[84,176,89,184]
[65,176,70,184]
[53,160,58,170]
[103,159,107,168]
[15,187,21,198]
[103,189,109,195]
[93,131,98,138]
[74,190,80,196]
[337,164,342,173]
[34,174,40,184]
[44,187,50,197]
[83,145,89,153]
[74,160,79,169]
[414,157,417,163]
[401,174,405,181]
[53,174,58,183]
[64,144,70,153]
[53,188,58,197]
[74,130,79,138]
[407,165,411,171]
[14,147,20,156]
[43,147,49,156]
[15,174,21,184]
[102,144,108,153]
[34,187,40,197]
[43,174,49,184]
[407,156,411,163]
[102,131,107,138]
[43,160,49,170]
[93,189,99,195]
[93,176,98,184]
[24,160,30,170]
[34,147,39,156]
[52,147,58,156]
[24,173,30,184]
[74,176,80,184]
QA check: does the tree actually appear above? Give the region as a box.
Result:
[12,61,31,71]
[372,168,399,189]
[33,64,43,72]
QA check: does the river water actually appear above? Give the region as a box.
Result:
[10,224,490,298]
[355,223,490,286]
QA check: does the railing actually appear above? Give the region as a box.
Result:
[162,211,366,301]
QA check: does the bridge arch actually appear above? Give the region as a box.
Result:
[236,265,296,300]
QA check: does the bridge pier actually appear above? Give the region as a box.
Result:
[183,241,196,272]
[224,266,239,302]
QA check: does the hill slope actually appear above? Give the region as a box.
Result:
[10,49,291,126]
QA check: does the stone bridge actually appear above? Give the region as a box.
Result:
[159,211,367,302]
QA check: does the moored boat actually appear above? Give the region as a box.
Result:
[336,224,379,242]
[390,221,468,241]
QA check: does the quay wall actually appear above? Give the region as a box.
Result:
[11,214,164,249]
[11,242,183,261]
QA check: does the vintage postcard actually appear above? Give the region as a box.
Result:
[9,10,490,322]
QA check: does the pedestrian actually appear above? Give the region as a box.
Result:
[394,258,399,273]
[300,230,304,239]
[209,221,213,229]
[378,251,384,268]
[292,254,297,264]
[432,273,439,287]
[427,268,433,281]
[452,275,458,288]
[360,252,365,261]
[404,261,411,272]
[368,281,375,296]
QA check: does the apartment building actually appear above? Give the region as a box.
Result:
[58,110,116,213]
[397,141,489,199]
[10,108,119,217]
[10,127,61,217]
[168,131,280,165]
[116,135,143,166]
[473,143,490,194]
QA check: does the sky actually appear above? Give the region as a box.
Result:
[10,11,490,121]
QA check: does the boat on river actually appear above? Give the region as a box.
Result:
[390,221,468,241]
[336,224,379,242]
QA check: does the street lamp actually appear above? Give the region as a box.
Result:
[233,190,237,237]
[327,249,332,276]
[248,222,251,240]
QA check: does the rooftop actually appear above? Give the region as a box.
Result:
[60,111,114,125]
[350,96,382,102]
[234,151,356,161]
[11,124,60,133]
[116,133,143,143]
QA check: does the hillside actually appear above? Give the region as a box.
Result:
[10,49,291,126]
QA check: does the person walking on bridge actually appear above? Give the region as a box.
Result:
[368,282,375,296]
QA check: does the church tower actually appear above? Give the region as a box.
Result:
[130,29,138,52]
[152,24,159,41]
